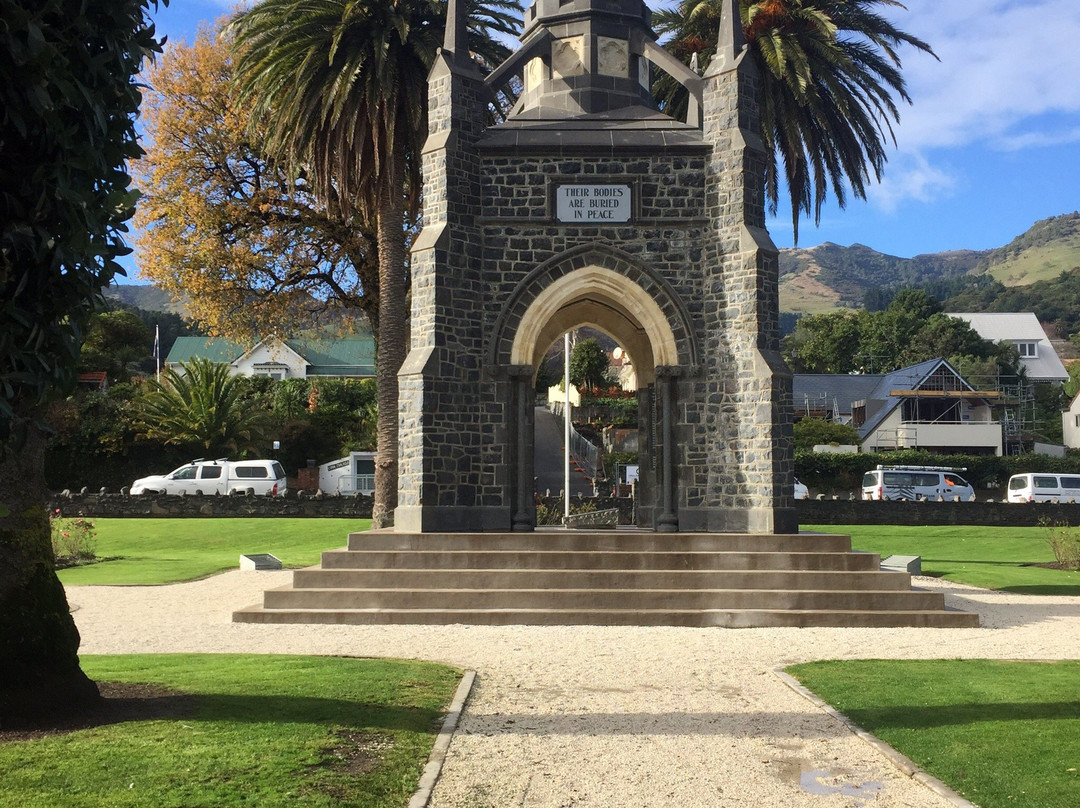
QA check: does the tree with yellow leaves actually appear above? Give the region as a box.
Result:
[133,23,379,341]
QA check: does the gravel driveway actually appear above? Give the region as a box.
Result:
[67,571,1080,807]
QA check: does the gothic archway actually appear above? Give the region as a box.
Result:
[489,245,700,530]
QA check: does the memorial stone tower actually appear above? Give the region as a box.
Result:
[396,0,795,533]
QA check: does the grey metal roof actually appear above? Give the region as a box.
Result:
[794,358,980,440]
[947,312,1069,383]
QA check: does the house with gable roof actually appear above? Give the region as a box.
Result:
[794,357,1003,455]
[947,312,1068,384]
[165,335,374,380]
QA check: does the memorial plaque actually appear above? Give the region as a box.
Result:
[555,184,632,222]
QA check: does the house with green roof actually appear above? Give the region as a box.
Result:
[166,335,374,380]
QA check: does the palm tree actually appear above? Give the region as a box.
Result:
[653,0,935,243]
[228,0,522,527]
[135,358,270,455]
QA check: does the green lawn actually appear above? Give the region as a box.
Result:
[806,524,1080,595]
[787,660,1080,808]
[57,518,369,586]
[0,654,460,808]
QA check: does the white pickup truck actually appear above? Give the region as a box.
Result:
[130,458,288,496]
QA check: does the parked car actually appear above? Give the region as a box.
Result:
[861,465,973,501]
[130,458,288,497]
[794,477,809,500]
[1006,473,1080,503]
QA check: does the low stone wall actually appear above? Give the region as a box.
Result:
[798,497,1079,527]
[49,490,374,519]
[536,495,636,526]
[48,490,1073,528]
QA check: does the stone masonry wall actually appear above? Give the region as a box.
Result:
[50,490,373,519]
[52,491,1069,529]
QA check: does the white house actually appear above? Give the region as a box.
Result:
[1062,392,1080,449]
[947,312,1069,384]
[794,358,1003,455]
[165,335,375,380]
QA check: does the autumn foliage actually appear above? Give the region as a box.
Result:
[133,24,379,342]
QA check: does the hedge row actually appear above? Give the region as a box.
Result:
[796,449,1080,493]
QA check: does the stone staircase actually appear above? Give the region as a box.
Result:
[232,530,978,628]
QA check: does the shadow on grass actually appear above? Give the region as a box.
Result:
[194,693,444,733]
[997,584,1080,596]
[1,687,444,742]
[843,700,1080,731]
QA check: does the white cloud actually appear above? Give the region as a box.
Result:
[866,152,956,212]
[850,0,1080,210]
[885,0,1080,152]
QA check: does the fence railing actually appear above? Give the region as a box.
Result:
[570,426,600,479]
[549,401,602,479]
[336,474,375,494]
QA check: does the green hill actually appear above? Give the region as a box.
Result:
[977,213,1080,286]
[779,243,984,314]
[779,212,1080,315]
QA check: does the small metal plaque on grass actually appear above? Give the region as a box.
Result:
[240,553,282,571]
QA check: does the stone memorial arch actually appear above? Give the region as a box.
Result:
[396,0,796,534]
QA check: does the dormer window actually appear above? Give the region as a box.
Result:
[1016,341,1038,358]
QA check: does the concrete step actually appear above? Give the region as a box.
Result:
[318,549,879,572]
[291,567,913,591]
[261,586,948,611]
[346,531,854,553]
[232,530,979,628]
[233,606,980,629]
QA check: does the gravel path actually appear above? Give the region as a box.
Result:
[67,572,1080,807]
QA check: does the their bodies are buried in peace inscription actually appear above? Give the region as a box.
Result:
[555,184,632,222]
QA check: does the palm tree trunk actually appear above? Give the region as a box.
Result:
[0,411,99,719]
[371,157,408,528]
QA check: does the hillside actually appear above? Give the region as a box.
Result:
[976,212,1080,286]
[778,212,1080,315]
[105,283,187,315]
[108,212,1080,329]
[779,243,984,313]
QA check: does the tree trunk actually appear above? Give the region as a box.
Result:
[370,158,409,529]
[0,415,99,720]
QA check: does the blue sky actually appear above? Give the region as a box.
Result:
[139,0,1080,267]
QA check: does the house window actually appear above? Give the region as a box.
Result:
[1016,341,1038,358]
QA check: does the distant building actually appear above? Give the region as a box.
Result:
[76,371,109,391]
[165,335,374,380]
[794,358,1002,455]
[947,312,1068,384]
[1062,392,1080,449]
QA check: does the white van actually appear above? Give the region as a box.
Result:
[1006,473,1080,503]
[861,465,974,501]
[131,458,288,497]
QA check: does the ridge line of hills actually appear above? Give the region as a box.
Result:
[779,211,1080,318]
[109,210,1080,343]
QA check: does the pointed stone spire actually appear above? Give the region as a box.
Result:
[708,0,746,75]
[444,0,469,60]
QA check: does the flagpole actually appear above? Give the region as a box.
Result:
[154,324,160,381]
[564,331,571,522]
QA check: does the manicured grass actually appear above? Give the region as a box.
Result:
[806,524,1080,595]
[0,654,461,808]
[57,518,369,586]
[787,660,1080,808]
